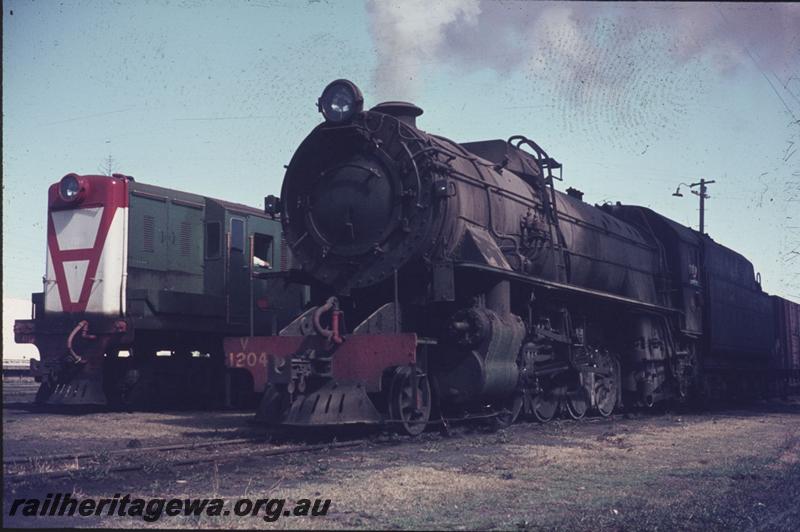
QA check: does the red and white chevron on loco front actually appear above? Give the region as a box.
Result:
[44,174,129,315]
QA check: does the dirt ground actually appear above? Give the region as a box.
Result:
[3,379,799,530]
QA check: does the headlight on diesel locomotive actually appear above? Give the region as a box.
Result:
[317,79,363,123]
[58,174,83,202]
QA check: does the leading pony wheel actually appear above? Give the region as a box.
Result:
[388,366,431,436]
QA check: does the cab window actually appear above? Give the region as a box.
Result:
[230,218,245,252]
[253,233,274,269]
[205,221,221,259]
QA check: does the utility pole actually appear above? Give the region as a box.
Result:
[99,154,117,176]
[693,179,714,234]
[672,179,716,234]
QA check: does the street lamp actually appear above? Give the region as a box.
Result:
[672,183,692,198]
[672,179,716,234]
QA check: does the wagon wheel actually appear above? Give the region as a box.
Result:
[490,392,524,430]
[530,381,559,423]
[565,383,589,420]
[388,366,431,436]
[594,352,619,417]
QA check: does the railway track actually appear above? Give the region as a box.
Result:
[0,409,542,486]
[8,397,797,486]
[2,411,599,485]
[3,436,259,467]
[4,436,369,484]
[0,406,714,485]
[2,411,519,484]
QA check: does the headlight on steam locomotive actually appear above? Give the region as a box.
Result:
[58,174,83,202]
[317,79,363,123]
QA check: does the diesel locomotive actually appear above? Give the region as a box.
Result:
[14,173,308,407]
[221,79,799,435]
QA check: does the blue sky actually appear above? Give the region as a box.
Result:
[3,0,799,304]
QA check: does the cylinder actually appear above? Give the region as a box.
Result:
[486,280,511,315]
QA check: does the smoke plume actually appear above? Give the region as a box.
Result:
[366,2,800,102]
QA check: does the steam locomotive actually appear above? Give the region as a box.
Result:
[223,79,799,435]
[14,174,308,407]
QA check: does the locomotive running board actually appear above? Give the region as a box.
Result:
[455,263,678,314]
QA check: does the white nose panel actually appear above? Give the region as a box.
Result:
[44,253,62,312]
[52,207,104,250]
[63,260,89,303]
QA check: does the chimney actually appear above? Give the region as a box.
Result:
[370,101,423,128]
